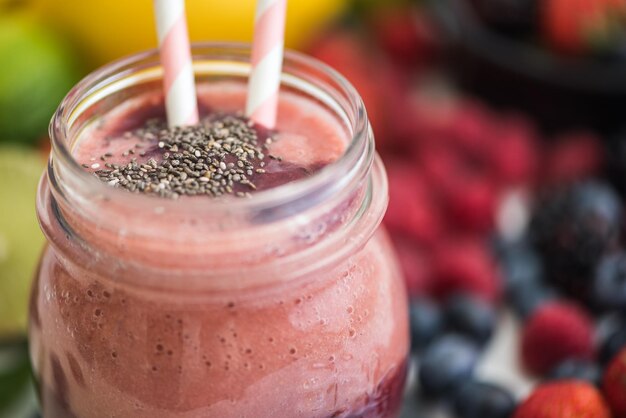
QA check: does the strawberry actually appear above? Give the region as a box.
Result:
[542,0,626,55]
[430,238,502,304]
[521,301,596,375]
[603,347,626,417]
[514,380,611,418]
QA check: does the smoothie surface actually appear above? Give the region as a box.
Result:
[74,82,348,198]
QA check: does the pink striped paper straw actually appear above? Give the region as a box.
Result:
[246,0,287,129]
[153,0,199,128]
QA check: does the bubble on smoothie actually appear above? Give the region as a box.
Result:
[349,328,356,338]
[346,306,354,314]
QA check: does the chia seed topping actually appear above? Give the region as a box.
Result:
[90,114,274,199]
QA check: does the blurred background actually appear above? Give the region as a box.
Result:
[2,0,626,416]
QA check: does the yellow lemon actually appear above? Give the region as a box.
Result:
[31,0,349,68]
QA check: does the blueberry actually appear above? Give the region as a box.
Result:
[593,252,626,312]
[531,181,622,300]
[547,359,602,386]
[498,241,544,295]
[508,279,556,319]
[409,298,444,352]
[418,334,479,398]
[444,294,497,345]
[600,326,626,365]
[452,380,516,418]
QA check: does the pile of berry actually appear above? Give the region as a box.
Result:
[390,98,626,417]
[307,6,626,416]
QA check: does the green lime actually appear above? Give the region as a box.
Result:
[0,145,46,336]
[0,14,81,145]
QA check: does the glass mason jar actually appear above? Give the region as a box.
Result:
[29,43,409,418]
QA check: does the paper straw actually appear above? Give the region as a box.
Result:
[246,0,287,129]
[153,0,199,128]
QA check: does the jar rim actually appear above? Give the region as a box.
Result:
[49,42,372,217]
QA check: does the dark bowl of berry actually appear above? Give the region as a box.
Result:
[430,0,626,133]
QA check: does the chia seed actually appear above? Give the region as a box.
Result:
[90,114,273,199]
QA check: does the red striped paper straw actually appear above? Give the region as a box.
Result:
[246,0,287,129]
[153,0,199,128]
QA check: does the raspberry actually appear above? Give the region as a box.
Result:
[391,236,432,298]
[384,162,443,246]
[445,171,498,234]
[430,239,502,304]
[521,301,595,375]
[544,132,604,186]
[488,115,540,185]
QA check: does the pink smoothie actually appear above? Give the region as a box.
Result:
[74,82,346,195]
[30,81,409,418]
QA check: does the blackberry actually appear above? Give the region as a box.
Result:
[530,181,622,300]
[593,252,626,312]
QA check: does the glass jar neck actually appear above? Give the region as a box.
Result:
[41,43,387,291]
